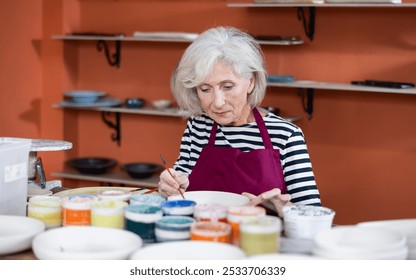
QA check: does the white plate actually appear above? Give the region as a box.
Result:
[168,191,250,207]
[357,219,416,237]
[130,240,246,260]
[53,186,146,198]
[32,226,142,260]
[0,215,45,255]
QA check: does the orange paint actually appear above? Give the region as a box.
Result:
[190,221,231,243]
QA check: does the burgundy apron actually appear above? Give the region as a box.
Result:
[187,108,287,196]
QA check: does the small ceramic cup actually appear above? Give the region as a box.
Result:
[90,200,128,229]
[27,195,63,229]
[161,200,196,217]
[155,216,196,242]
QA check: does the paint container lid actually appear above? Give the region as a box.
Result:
[91,200,128,215]
[240,215,282,234]
[98,189,131,202]
[28,195,62,209]
[130,193,166,206]
[161,200,196,216]
[190,221,231,237]
[156,216,196,229]
[194,204,227,221]
[62,194,98,210]
[125,204,163,223]
[227,206,266,223]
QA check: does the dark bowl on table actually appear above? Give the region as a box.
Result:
[66,157,117,175]
[121,162,164,179]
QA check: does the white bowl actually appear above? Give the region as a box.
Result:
[130,240,246,260]
[168,191,250,207]
[32,226,142,259]
[152,99,171,110]
[64,90,106,104]
[0,215,45,255]
[357,219,416,237]
[313,226,408,259]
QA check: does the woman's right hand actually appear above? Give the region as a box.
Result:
[157,168,189,198]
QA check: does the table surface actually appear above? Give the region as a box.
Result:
[0,249,36,260]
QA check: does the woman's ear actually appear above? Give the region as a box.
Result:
[248,77,255,94]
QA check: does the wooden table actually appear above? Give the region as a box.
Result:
[0,249,36,260]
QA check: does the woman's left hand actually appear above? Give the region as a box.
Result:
[242,188,292,218]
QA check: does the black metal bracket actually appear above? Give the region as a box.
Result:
[297,7,316,41]
[97,40,121,68]
[101,111,121,146]
[298,88,314,120]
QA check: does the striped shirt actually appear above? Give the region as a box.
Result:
[173,110,321,206]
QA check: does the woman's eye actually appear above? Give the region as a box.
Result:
[224,84,233,91]
[199,87,210,93]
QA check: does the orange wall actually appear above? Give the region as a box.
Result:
[1,0,416,225]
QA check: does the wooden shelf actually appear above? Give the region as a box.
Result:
[227,3,416,8]
[52,34,304,46]
[268,80,416,95]
[52,170,159,188]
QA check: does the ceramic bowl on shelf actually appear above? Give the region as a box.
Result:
[66,157,117,175]
[152,99,171,110]
[124,98,145,108]
[64,90,106,104]
[121,162,164,179]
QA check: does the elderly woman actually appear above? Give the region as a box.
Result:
[158,26,321,216]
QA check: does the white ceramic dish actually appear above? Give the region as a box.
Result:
[64,90,106,104]
[130,240,246,260]
[0,215,45,255]
[313,226,408,260]
[248,253,323,260]
[168,191,250,207]
[152,99,171,110]
[53,186,145,198]
[357,219,416,237]
[32,226,143,260]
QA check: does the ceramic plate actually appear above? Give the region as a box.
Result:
[57,98,122,108]
[0,215,45,255]
[168,191,250,207]
[130,240,246,260]
[32,226,142,260]
[53,186,146,198]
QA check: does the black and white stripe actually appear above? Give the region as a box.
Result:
[174,111,321,206]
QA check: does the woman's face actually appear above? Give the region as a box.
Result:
[196,63,255,126]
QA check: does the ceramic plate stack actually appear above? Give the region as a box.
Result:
[313,226,408,259]
[357,219,416,259]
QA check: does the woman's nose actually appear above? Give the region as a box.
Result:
[213,91,226,108]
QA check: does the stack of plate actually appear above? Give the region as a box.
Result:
[357,219,416,259]
[313,226,408,259]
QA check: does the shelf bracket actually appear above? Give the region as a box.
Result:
[96,39,121,68]
[297,88,314,120]
[101,111,121,146]
[297,7,316,41]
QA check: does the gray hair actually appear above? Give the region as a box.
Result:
[171,26,267,117]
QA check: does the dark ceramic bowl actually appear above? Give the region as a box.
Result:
[121,162,164,179]
[124,98,145,108]
[66,157,117,175]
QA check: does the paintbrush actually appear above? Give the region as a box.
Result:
[160,154,185,199]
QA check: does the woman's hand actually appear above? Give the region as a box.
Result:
[242,188,292,218]
[158,168,189,198]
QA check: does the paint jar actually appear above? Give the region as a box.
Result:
[27,195,62,229]
[124,204,163,244]
[193,204,228,222]
[97,189,131,203]
[90,200,128,229]
[130,193,166,206]
[62,194,98,226]
[155,216,196,242]
[240,215,282,256]
[161,200,196,216]
[226,206,266,246]
[190,221,231,243]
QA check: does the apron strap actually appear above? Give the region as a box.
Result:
[208,108,273,150]
[252,108,274,150]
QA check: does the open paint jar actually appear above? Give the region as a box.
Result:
[28,195,62,229]
[125,204,163,244]
[62,194,98,226]
[227,206,266,246]
[155,216,196,242]
[90,200,128,229]
[239,215,282,256]
[97,189,131,202]
[193,204,228,223]
[161,200,196,217]
[190,221,231,243]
